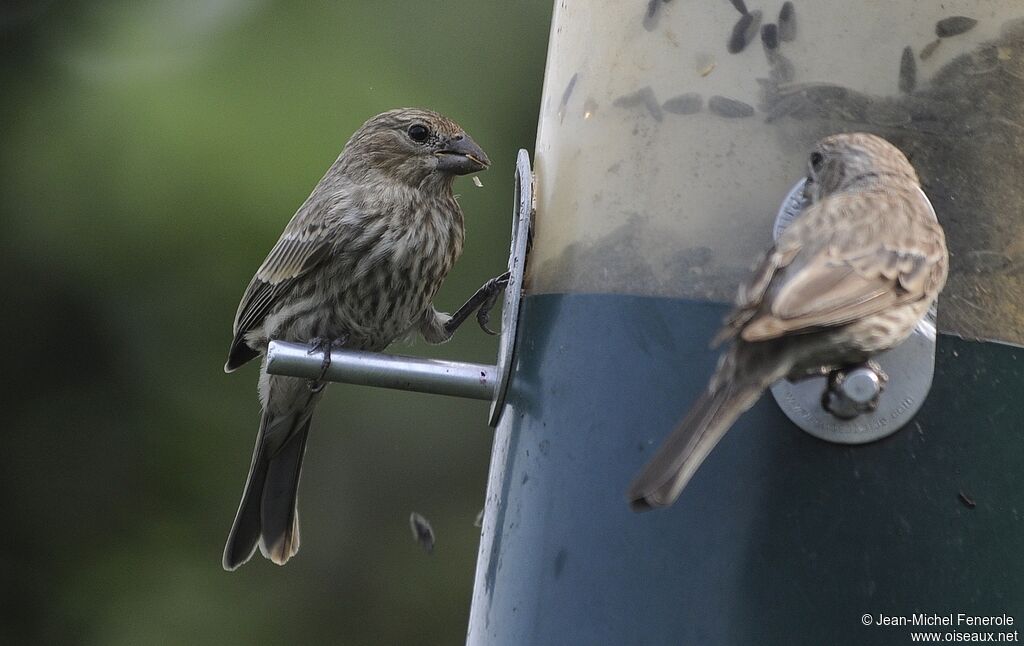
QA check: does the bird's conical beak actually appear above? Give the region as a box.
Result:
[436,133,490,175]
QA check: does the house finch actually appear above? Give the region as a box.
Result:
[628,133,948,511]
[222,108,502,569]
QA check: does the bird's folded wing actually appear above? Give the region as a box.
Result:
[225,209,337,370]
[740,252,905,341]
[719,192,942,344]
[742,252,935,343]
[233,235,333,336]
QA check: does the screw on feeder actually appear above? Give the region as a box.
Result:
[841,367,883,404]
[822,365,886,420]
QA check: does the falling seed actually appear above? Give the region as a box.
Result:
[778,1,796,41]
[663,93,703,114]
[582,98,597,119]
[613,86,663,121]
[708,95,755,118]
[920,39,942,60]
[761,23,779,51]
[936,16,978,38]
[409,512,435,554]
[728,10,762,54]
[728,0,748,15]
[700,61,716,77]
[557,72,578,123]
[958,491,976,509]
[899,46,916,93]
[472,176,483,188]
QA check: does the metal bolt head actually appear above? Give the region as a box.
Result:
[841,368,881,404]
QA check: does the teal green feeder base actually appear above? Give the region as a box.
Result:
[467,293,1023,645]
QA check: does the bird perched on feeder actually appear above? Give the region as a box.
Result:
[628,133,948,511]
[222,108,507,569]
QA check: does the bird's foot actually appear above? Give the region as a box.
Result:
[476,271,510,335]
[306,336,348,392]
[866,359,889,385]
[444,271,511,338]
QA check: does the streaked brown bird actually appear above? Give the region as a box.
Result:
[628,133,948,511]
[223,108,505,569]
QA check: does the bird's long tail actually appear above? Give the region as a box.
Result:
[223,405,315,570]
[627,347,783,511]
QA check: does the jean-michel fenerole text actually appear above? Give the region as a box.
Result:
[874,614,1015,627]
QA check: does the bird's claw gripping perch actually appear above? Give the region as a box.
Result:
[476,272,510,335]
[306,336,347,392]
[445,270,512,339]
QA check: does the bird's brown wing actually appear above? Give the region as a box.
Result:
[712,242,797,346]
[225,217,334,372]
[740,247,918,342]
[717,190,943,344]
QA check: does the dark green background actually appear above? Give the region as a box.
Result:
[0,2,551,643]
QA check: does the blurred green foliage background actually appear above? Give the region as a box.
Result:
[0,1,551,643]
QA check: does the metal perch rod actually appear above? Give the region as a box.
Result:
[265,340,497,401]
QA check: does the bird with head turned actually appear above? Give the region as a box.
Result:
[802,132,921,203]
[222,108,504,569]
[628,132,948,511]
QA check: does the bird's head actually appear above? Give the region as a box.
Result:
[339,108,490,189]
[803,133,918,203]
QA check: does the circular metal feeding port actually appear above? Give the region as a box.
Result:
[489,150,534,426]
[769,178,939,444]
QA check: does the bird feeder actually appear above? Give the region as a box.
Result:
[464,2,1024,644]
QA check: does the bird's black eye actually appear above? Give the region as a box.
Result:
[809,151,824,171]
[408,124,430,143]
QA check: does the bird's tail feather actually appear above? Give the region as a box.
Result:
[258,419,310,565]
[628,357,773,511]
[222,430,268,570]
[223,408,313,570]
